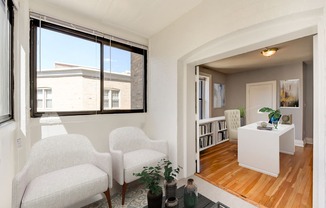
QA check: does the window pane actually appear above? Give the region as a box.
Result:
[37,89,42,98]
[36,28,100,112]
[103,100,109,109]
[46,100,52,108]
[37,99,43,108]
[111,90,120,108]
[103,45,144,110]
[0,0,12,123]
[45,89,52,99]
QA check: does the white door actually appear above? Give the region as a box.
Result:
[246,81,277,124]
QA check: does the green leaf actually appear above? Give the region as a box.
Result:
[259,107,274,113]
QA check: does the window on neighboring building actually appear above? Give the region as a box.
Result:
[0,0,14,124]
[104,89,120,109]
[37,88,52,110]
[30,17,147,117]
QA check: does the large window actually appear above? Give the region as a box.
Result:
[30,18,147,117]
[0,0,13,124]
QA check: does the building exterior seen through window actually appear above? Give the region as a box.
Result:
[30,19,147,116]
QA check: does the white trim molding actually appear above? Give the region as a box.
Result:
[305,137,313,144]
[295,139,305,147]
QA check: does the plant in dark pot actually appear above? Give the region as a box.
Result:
[133,164,163,208]
[161,158,182,200]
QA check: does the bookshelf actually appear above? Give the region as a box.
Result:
[196,116,228,172]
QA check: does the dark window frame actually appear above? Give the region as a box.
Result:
[0,0,14,125]
[30,19,147,117]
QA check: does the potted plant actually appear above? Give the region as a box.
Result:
[161,158,182,200]
[238,107,246,126]
[259,107,282,124]
[133,164,163,208]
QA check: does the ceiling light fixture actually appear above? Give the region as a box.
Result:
[261,47,278,57]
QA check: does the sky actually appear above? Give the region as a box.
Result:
[38,28,131,73]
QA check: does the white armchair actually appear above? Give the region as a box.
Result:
[109,127,168,205]
[12,134,112,208]
[224,109,241,143]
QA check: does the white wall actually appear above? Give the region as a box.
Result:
[0,123,16,208]
[29,0,148,46]
[303,62,314,140]
[0,0,30,207]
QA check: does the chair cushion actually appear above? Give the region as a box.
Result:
[21,164,108,208]
[124,149,167,183]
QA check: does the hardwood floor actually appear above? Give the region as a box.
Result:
[197,141,313,208]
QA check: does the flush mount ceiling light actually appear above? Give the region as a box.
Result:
[261,47,278,57]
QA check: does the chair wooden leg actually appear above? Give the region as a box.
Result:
[104,189,112,208]
[122,182,127,205]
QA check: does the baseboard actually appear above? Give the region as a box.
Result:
[295,139,305,147]
[305,137,313,144]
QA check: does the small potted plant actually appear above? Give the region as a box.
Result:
[161,158,182,200]
[238,107,246,126]
[259,107,282,127]
[133,164,163,208]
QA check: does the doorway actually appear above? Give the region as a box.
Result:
[180,11,323,208]
[246,81,277,124]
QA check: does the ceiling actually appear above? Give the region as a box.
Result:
[201,36,314,74]
[30,0,203,38]
[30,0,313,72]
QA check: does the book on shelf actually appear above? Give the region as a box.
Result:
[199,122,213,135]
[217,120,226,130]
[199,135,213,148]
[217,130,228,141]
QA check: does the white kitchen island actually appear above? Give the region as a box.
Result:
[238,122,295,177]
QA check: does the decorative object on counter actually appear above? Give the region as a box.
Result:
[184,178,198,208]
[261,121,268,128]
[258,107,281,124]
[281,114,292,124]
[272,120,279,129]
[165,197,179,208]
[257,121,273,130]
[133,164,163,208]
[161,159,182,200]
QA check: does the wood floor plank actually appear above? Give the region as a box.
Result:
[197,141,312,208]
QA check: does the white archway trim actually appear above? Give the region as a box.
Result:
[178,8,325,208]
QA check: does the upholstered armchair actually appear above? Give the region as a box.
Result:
[224,109,241,143]
[12,134,112,208]
[109,127,168,205]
